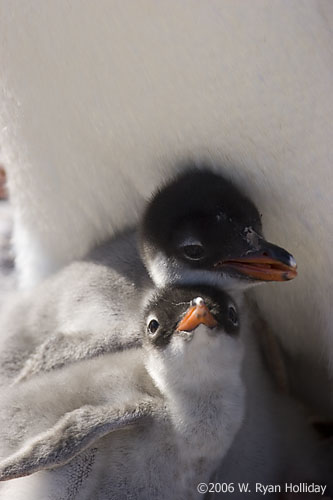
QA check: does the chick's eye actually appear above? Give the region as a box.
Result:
[228,306,238,326]
[182,244,205,261]
[148,319,160,335]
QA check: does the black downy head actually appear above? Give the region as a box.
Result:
[143,284,239,350]
[139,165,297,289]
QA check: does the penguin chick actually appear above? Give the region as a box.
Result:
[0,285,245,500]
[0,165,296,384]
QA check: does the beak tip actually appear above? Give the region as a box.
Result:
[288,255,297,269]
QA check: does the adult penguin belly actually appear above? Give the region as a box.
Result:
[251,189,333,416]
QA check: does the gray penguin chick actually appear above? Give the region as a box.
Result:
[0,285,244,500]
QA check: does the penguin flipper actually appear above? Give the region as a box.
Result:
[14,330,142,383]
[0,401,152,481]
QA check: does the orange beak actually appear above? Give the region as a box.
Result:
[177,298,218,332]
[217,255,297,281]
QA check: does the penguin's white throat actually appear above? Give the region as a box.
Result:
[145,325,244,398]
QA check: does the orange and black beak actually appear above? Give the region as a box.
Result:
[215,240,297,282]
[177,298,218,332]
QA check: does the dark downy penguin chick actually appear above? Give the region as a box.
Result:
[140,167,297,289]
[0,286,245,500]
